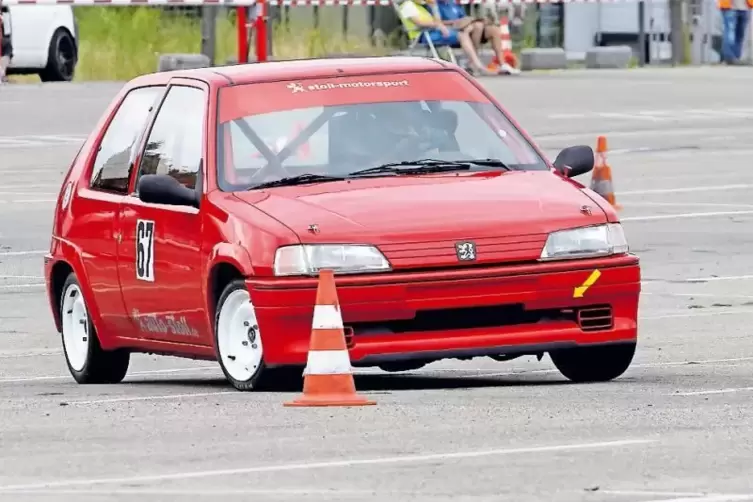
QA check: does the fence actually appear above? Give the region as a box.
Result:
[0,0,751,80]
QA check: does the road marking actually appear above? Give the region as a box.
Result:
[70,391,237,405]
[627,202,753,209]
[599,490,711,497]
[547,107,753,122]
[621,210,753,222]
[642,309,753,320]
[535,126,753,142]
[455,356,753,379]
[0,250,47,256]
[685,274,753,283]
[573,270,601,298]
[0,283,45,290]
[0,488,390,496]
[643,494,753,502]
[0,275,44,280]
[0,366,218,383]
[0,199,55,204]
[620,184,753,196]
[0,438,656,491]
[672,386,753,396]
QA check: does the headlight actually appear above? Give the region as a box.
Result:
[539,223,628,261]
[273,244,392,276]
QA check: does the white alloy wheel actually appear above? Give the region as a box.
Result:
[216,288,264,383]
[61,283,90,372]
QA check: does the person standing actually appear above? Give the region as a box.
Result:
[719,0,753,64]
[0,4,12,84]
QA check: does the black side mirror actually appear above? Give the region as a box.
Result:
[137,174,199,208]
[552,145,594,178]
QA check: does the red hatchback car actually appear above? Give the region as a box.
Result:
[44,56,641,391]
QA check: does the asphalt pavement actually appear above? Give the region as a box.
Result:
[1,66,753,502]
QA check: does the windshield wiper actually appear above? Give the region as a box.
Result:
[462,158,513,170]
[348,159,473,177]
[348,158,513,178]
[251,173,348,190]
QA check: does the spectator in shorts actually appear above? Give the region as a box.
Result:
[0,5,12,84]
[398,0,496,75]
[435,0,516,74]
[718,0,752,64]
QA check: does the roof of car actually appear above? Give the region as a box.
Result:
[129,56,454,87]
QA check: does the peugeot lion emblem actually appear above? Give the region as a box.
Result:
[455,241,477,261]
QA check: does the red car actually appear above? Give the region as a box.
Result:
[44,56,640,391]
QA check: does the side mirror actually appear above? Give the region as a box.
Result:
[137,174,199,208]
[552,145,594,178]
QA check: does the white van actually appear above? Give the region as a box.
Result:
[1,5,78,81]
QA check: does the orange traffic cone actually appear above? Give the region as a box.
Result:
[589,136,621,209]
[487,16,519,74]
[284,269,376,407]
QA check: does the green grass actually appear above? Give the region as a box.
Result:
[24,6,390,82]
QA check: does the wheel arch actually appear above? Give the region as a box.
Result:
[205,242,255,321]
[47,241,105,341]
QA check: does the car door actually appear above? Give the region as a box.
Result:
[70,84,166,340]
[115,81,211,346]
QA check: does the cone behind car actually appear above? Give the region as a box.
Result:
[487,16,520,74]
[589,136,621,210]
[284,269,376,407]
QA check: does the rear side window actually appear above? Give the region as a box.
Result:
[89,86,164,194]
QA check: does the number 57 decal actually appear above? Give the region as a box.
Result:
[136,219,155,282]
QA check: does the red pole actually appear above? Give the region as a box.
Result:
[255,0,267,62]
[236,6,248,64]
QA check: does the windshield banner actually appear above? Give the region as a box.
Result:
[218,71,488,123]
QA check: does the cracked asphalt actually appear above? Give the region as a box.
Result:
[1,66,753,502]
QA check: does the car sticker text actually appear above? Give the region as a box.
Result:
[131,310,199,337]
[136,219,155,282]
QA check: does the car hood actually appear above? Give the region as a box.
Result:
[233,171,609,270]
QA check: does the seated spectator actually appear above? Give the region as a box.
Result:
[398,0,496,75]
[435,0,517,74]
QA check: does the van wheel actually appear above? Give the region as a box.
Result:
[60,273,130,383]
[39,28,76,82]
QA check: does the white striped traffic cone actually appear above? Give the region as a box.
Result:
[284,269,376,407]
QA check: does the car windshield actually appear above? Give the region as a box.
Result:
[216,71,549,191]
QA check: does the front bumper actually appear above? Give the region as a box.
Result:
[246,255,641,366]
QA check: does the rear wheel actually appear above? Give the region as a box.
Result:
[60,273,130,383]
[39,28,76,82]
[549,342,636,383]
[214,279,303,391]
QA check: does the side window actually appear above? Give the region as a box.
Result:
[138,85,205,190]
[89,86,164,194]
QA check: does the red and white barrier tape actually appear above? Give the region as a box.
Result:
[0,0,640,5]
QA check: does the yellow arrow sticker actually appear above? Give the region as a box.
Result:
[573,270,601,298]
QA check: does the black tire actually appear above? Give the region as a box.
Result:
[549,342,636,383]
[39,28,77,82]
[59,273,130,384]
[213,279,303,391]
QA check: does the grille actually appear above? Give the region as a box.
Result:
[577,306,613,331]
[379,234,548,270]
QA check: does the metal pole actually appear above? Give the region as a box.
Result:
[638,1,647,66]
[201,6,217,66]
[237,6,248,63]
[669,0,684,65]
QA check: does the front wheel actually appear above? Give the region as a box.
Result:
[60,273,130,384]
[214,279,303,391]
[549,342,636,383]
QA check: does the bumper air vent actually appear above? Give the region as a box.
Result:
[577,306,613,332]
